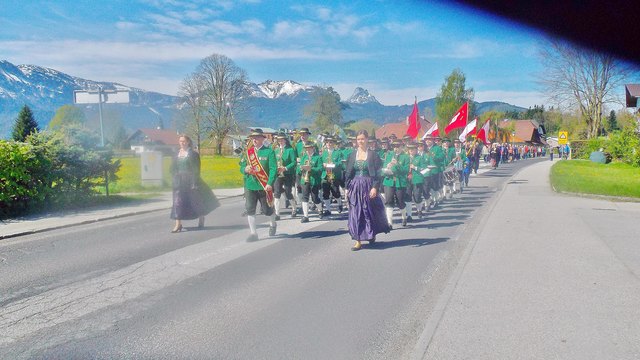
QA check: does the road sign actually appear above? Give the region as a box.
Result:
[558,131,568,145]
[73,87,130,147]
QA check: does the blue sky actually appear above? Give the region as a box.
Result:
[0,0,551,107]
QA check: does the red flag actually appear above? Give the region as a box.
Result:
[405,98,420,139]
[444,102,469,135]
[422,121,439,139]
[476,118,491,144]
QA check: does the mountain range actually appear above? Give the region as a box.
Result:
[0,59,526,139]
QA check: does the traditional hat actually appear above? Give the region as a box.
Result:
[368,138,377,143]
[298,127,311,134]
[433,136,442,141]
[423,135,434,141]
[324,136,336,143]
[248,128,266,138]
[453,139,461,144]
[389,134,398,140]
[303,141,316,148]
[406,143,417,149]
[402,134,413,141]
[390,140,404,147]
[347,135,356,140]
[441,138,451,143]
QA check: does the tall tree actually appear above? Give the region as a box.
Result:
[190,54,248,155]
[539,39,631,139]
[12,105,39,141]
[49,105,86,130]
[178,71,208,150]
[435,68,474,138]
[305,87,345,134]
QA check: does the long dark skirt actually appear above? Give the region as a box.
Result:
[170,173,220,220]
[347,176,390,241]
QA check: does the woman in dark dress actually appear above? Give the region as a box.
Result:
[170,135,220,232]
[344,130,391,251]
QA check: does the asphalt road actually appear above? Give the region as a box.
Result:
[0,158,545,359]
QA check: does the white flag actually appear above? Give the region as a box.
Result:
[458,118,477,142]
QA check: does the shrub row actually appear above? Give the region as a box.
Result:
[0,131,120,219]
[572,129,640,166]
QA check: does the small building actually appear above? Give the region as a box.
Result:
[499,119,547,145]
[128,128,180,154]
[375,117,432,139]
[625,84,640,108]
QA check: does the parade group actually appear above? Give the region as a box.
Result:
[169,125,549,251]
[238,127,486,250]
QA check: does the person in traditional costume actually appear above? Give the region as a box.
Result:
[405,143,428,221]
[273,132,297,219]
[240,129,277,242]
[344,130,390,251]
[170,134,220,232]
[321,137,344,216]
[382,140,410,228]
[298,141,323,223]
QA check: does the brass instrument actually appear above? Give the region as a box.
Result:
[303,158,311,184]
[408,154,414,181]
[276,146,285,178]
[326,150,335,183]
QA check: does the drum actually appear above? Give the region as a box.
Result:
[443,165,458,184]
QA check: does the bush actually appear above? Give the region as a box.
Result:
[0,130,122,219]
[606,128,640,166]
[0,141,50,218]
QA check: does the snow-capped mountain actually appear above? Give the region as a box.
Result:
[0,59,526,139]
[257,80,315,99]
[347,87,380,104]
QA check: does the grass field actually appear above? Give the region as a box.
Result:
[550,160,640,199]
[107,155,243,193]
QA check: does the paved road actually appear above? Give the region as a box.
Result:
[0,159,543,359]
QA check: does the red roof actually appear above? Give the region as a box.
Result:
[625,84,640,107]
[131,128,180,145]
[375,118,432,139]
[498,120,545,144]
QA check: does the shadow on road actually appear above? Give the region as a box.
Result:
[367,237,448,250]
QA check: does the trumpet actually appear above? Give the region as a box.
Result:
[303,158,311,183]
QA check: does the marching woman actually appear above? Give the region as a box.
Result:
[170,134,220,232]
[345,130,390,251]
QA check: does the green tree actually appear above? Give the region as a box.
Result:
[606,110,618,133]
[435,68,474,138]
[49,105,86,130]
[305,87,345,134]
[12,105,39,141]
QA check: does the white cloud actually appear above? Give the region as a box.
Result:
[383,21,423,34]
[273,20,319,41]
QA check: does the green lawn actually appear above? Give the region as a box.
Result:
[107,155,243,193]
[550,160,640,198]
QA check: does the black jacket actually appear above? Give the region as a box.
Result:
[344,149,382,191]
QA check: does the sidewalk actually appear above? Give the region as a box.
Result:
[0,188,244,240]
[415,160,640,359]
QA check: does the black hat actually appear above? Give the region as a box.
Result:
[248,128,266,138]
[275,132,287,139]
[298,127,311,134]
[390,140,404,147]
[303,141,316,148]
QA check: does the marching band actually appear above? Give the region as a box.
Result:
[240,127,475,247]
